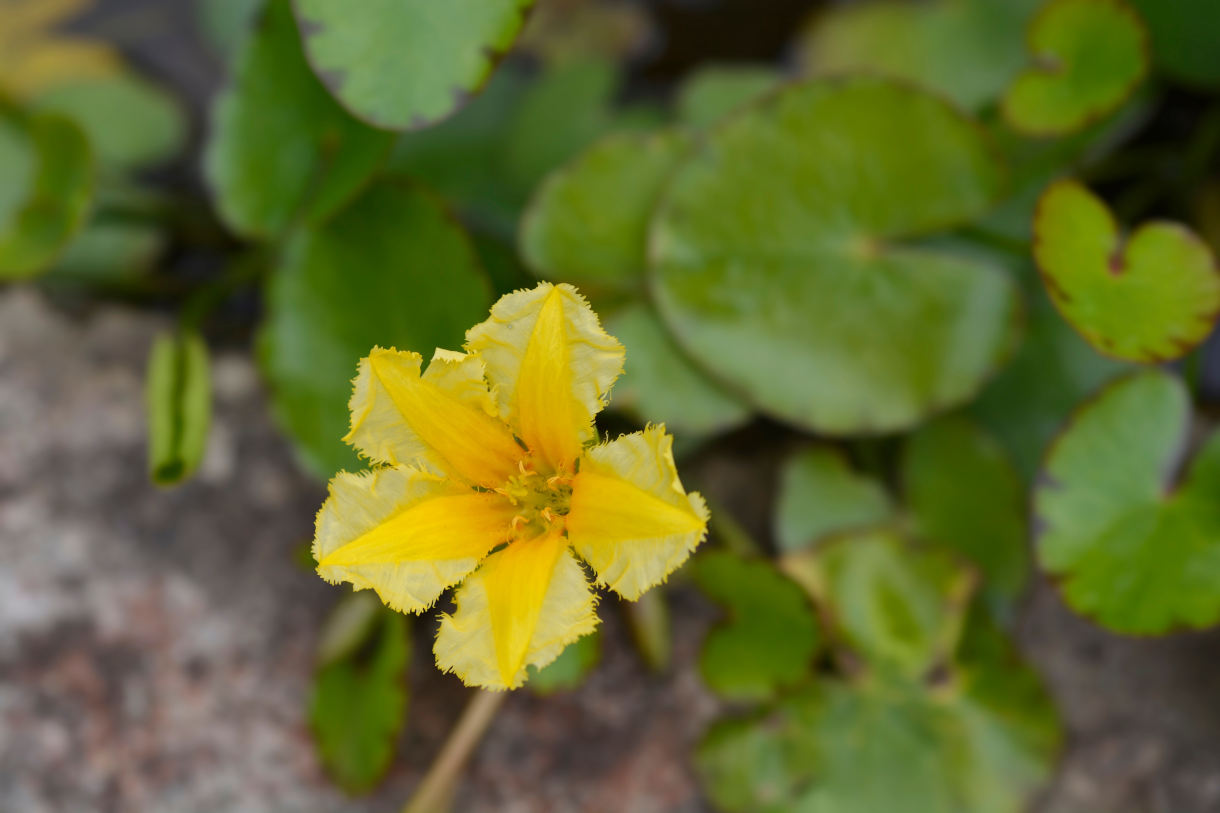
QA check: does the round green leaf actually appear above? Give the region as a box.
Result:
[650,78,1019,435]
[294,0,536,130]
[1035,369,1220,633]
[902,416,1029,609]
[697,640,1059,813]
[675,65,779,129]
[606,303,750,437]
[259,180,491,478]
[797,0,1040,111]
[521,129,691,291]
[691,551,821,701]
[774,446,893,553]
[1127,0,1220,86]
[1002,0,1148,137]
[1034,179,1220,362]
[783,531,973,679]
[204,0,393,239]
[46,219,165,287]
[0,110,93,280]
[33,72,186,172]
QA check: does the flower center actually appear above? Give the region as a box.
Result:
[498,462,572,538]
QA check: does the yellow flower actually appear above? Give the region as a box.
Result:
[313,283,709,690]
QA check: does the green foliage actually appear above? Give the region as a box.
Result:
[691,551,822,701]
[1035,370,1220,633]
[774,446,894,553]
[0,109,93,279]
[675,65,779,128]
[528,629,602,694]
[309,605,410,793]
[902,417,1029,608]
[1034,179,1220,361]
[651,78,1019,435]
[797,0,1041,110]
[258,180,490,476]
[1002,0,1148,136]
[1127,0,1220,86]
[204,0,392,239]
[145,330,212,487]
[295,0,536,130]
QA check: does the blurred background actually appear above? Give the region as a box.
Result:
[2,0,1220,811]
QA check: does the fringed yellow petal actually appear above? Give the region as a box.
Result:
[344,347,525,488]
[434,530,599,689]
[314,467,516,614]
[464,283,624,471]
[567,426,709,600]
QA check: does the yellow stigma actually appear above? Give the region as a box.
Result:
[500,467,572,538]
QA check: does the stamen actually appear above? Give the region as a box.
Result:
[511,515,527,531]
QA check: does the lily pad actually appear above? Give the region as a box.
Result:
[1127,0,1220,87]
[204,0,392,239]
[691,551,821,701]
[650,78,1019,435]
[606,303,750,437]
[33,72,186,172]
[783,531,973,679]
[675,65,780,129]
[0,109,93,280]
[1035,369,1220,633]
[902,416,1029,610]
[521,129,691,292]
[1002,0,1148,136]
[258,180,491,478]
[1034,179,1220,361]
[774,447,893,553]
[294,0,536,130]
[797,0,1040,111]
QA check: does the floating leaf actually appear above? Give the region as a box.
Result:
[902,416,1029,610]
[1034,179,1220,361]
[146,330,211,487]
[521,129,691,292]
[0,109,93,279]
[606,303,750,437]
[697,655,1059,813]
[1036,369,1220,633]
[691,551,821,701]
[1127,0,1220,86]
[528,629,602,694]
[1002,0,1148,136]
[774,446,893,553]
[195,0,263,63]
[797,0,1040,110]
[517,0,652,65]
[46,218,164,287]
[294,0,536,130]
[675,65,779,129]
[33,72,186,173]
[783,531,973,679]
[204,0,392,239]
[310,608,409,793]
[258,180,490,477]
[650,78,1019,434]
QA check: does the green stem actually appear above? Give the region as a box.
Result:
[402,690,507,813]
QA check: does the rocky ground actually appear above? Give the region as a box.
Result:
[2,290,1220,813]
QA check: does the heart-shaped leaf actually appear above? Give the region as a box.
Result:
[774,446,894,553]
[1002,0,1148,136]
[0,107,93,280]
[1036,369,1220,633]
[204,0,393,239]
[1034,179,1220,361]
[691,550,821,701]
[783,531,974,679]
[650,78,1020,435]
[697,605,1059,813]
[902,416,1029,610]
[294,0,536,130]
[1127,0,1220,86]
[797,0,1040,111]
[259,180,491,477]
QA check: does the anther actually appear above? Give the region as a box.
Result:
[511,515,527,531]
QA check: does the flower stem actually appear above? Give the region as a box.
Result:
[402,689,507,813]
